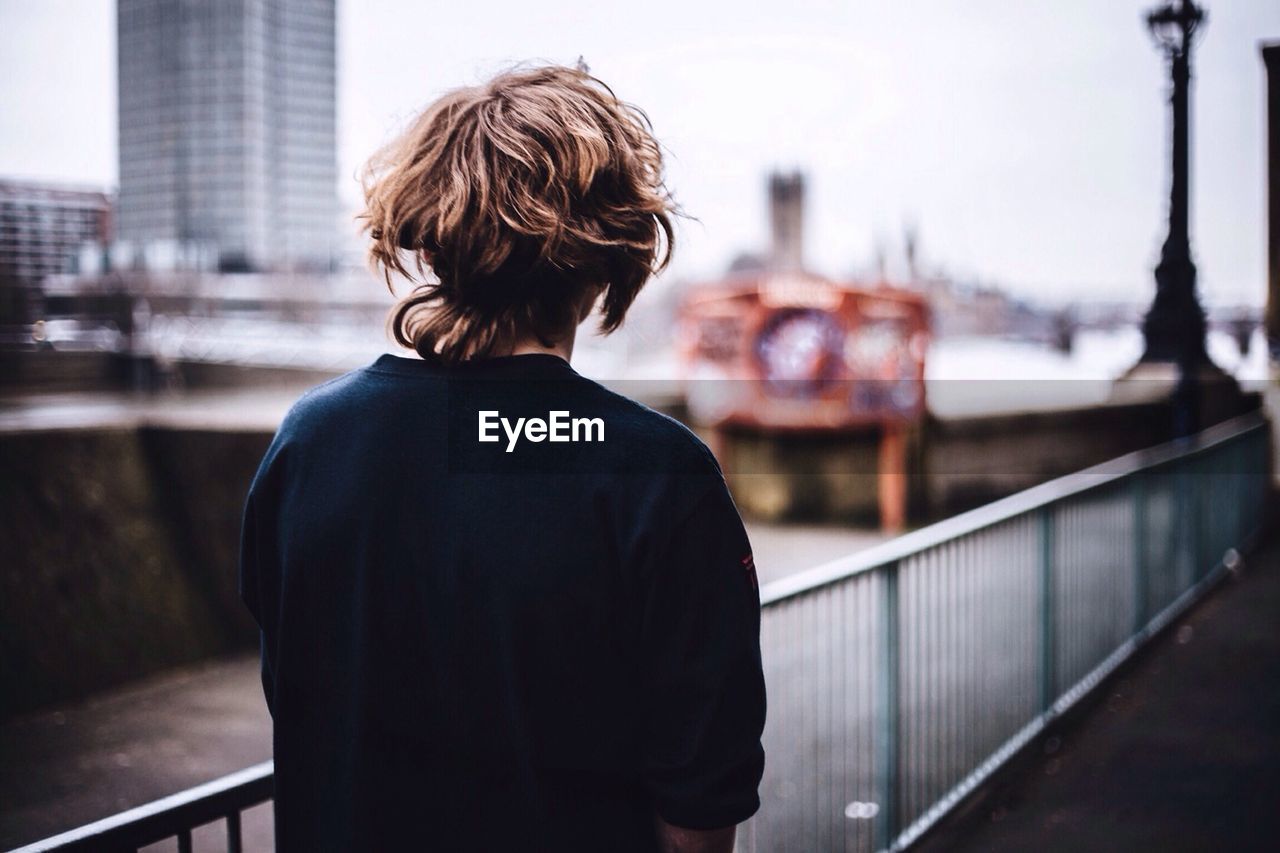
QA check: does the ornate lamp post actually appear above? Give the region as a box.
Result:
[1140,0,1208,368]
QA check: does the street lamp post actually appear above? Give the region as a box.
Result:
[1140,0,1210,434]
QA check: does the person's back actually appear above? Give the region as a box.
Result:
[239,63,766,852]
[242,351,763,850]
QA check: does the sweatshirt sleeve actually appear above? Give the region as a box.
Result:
[636,474,767,830]
[238,430,289,717]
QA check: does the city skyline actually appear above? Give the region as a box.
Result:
[1,0,1278,304]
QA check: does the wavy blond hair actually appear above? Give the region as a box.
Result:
[359,63,679,363]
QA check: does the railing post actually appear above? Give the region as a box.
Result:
[227,811,243,853]
[1182,455,1203,583]
[1132,473,1149,637]
[875,562,901,852]
[1037,507,1056,713]
[1194,454,1207,580]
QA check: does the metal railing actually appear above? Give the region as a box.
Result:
[12,412,1270,853]
[10,762,272,853]
[742,410,1271,852]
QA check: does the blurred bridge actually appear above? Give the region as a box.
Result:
[8,412,1273,853]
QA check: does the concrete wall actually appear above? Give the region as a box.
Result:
[716,396,1259,525]
[0,426,269,718]
[920,402,1174,516]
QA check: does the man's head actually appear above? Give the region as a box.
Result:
[360,63,678,362]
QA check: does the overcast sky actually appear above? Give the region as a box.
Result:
[1,0,1277,306]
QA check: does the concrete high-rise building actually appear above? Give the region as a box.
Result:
[116,0,337,272]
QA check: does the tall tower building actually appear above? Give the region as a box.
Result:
[116,0,337,272]
[767,170,805,273]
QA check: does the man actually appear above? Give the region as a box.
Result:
[240,63,766,852]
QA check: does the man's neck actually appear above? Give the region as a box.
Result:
[506,326,576,363]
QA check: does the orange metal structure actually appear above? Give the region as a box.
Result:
[679,271,930,431]
[679,271,929,532]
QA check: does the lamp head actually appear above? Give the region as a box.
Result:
[1146,0,1206,56]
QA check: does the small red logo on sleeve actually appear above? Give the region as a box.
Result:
[741,553,758,590]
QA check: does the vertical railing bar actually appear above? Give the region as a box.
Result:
[963,536,974,775]
[922,549,934,814]
[900,560,913,829]
[809,593,820,851]
[959,537,967,779]
[1018,517,1030,723]
[993,524,1005,752]
[909,557,920,828]
[227,810,243,853]
[1025,517,1035,723]
[950,541,959,789]
[875,562,901,851]
[1065,502,1075,692]
[1038,505,1056,713]
[918,550,931,816]
[1193,451,1206,581]
[825,587,835,851]
[931,547,942,811]
[1059,503,1070,689]
[801,594,813,853]
[788,597,799,853]
[837,581,847,851]
[957,538,969,779]
[178,828,193,853]
[942,543,953,796]
[814,592,824,852]
[1178,457,1192,589]
[936,545,945,805]
[841,585,851,852]
[1208,448,1218,561]
[919,549,931,814]
[785,600,798,853]
[936,545,945,806]
[968,532,979,767]
[1001,522,1013,743]
[984,526,996,754]
[1133,471,1148,638]
[937,544,949,799]
[1232,437,1242,549]
[863,577,876,852]
[1025,515,1035,722]
[1191,452,1201,583]
[943,542,955,796]
[969,532,981,765]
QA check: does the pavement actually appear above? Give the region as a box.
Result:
[918,512,1280,853]
[0,654,275,851]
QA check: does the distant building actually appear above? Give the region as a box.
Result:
[0,178,112,324]
[116,0,338,273]
[768,170,805,273]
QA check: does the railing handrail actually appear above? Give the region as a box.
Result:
[761,409,1268,607]
[8,761,273,853]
